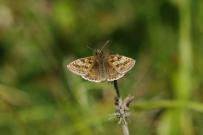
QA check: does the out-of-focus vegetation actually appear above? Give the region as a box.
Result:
[0,0,203,135]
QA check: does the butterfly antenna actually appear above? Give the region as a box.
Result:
[101,40,110,51]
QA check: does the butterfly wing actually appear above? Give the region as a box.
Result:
[82,61,105,82]
[105,61,124,81]
[107,55,135,74]
[67,56,95,75]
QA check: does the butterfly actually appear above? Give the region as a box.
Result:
[67,45,135,82]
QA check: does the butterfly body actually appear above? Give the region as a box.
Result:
[95,49,107,81]
[67,49,135,82]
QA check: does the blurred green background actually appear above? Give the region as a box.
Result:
[0,0,203,135]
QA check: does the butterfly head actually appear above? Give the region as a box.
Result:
[95,49,105,62]
[95,49,103,56]
[95,40,110,57]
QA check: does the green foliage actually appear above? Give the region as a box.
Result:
[0,0,203,135]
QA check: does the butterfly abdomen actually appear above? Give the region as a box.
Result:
[95,59,106,81]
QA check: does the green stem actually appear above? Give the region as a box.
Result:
[132,100,203,113]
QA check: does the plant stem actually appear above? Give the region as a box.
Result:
[113,80,130,135]
[132,100,203,113]
[122,124,129,135]
[113,80,120,97]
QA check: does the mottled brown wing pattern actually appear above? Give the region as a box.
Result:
[82,62,105,82]
[107,55,135,74]
[105,61,124,81]
[67,56,95,75]
[67,53,135,82]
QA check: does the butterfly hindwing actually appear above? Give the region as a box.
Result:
[105,61,124,81]
[82,62,105,82]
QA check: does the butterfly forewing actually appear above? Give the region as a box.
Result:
[107,55,135,74]
[67,56,95,75]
